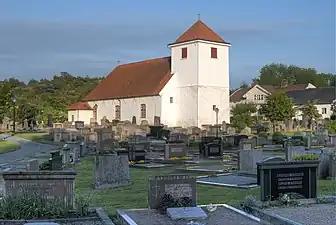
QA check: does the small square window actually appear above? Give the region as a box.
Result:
[211,47,217,58]
[170,97,173,103]
[181,47,187,59]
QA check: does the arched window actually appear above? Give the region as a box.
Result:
[140,104,146,118]
[93,104,98,122]
[115,105,121,120]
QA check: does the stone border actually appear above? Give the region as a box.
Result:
[244,196,336,225]
[116,204,260,225]
[196,173,259,189]
[0,208,115,225]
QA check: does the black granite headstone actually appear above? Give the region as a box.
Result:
[258,160,318,201]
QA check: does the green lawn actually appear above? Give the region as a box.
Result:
[15,132,54,144]
[0,140,20,154]
[74,157,336,215]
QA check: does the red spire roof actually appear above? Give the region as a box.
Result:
[169,20,229,45]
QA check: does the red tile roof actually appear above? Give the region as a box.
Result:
[230,84,310,103]
[67,102,93,110]
[169,20,229,45]
[84,57,173,101]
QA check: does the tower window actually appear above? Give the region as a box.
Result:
[181,47,187,59]
[115,105,121,119]
[211,47,217,59]
[140,104,146,118]
[170,97,173,103]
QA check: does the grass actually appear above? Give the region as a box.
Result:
[74,157,336,215]
[0,140,20,154]
[14,132,54,145]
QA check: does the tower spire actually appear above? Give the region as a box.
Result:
[197,13,201,21]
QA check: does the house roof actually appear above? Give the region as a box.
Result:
[84,57,173,101]
[287,87,336,105]
[67,102,93,110]
[169,20,229,46]
[230,84,310,103]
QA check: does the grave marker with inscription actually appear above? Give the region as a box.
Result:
[2,171,76,208]
[258,160,319,201]
[148,175,196,209]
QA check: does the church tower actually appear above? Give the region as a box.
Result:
[168,20,231,127]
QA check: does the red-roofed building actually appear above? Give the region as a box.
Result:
[68,20,231,127]
[67,102,93,123]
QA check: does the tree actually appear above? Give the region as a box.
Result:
[0,82,12,123]
[259,91,295,131]
[253,63,334,87]
[331,100,336,121]
[300,101,321,129]
[230,103,257,131]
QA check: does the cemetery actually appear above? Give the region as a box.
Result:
[0,120,335,225]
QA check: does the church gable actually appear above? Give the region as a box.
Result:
[84,57,173,101]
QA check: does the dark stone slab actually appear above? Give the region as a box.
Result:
[148,175,197,209]
[198,174,257,189]
[131,163,172,169]
[183,165,232,173]
[257,160,319,201]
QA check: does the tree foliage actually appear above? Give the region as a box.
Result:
[0,73,102,124]
[230,103,257,131]
[259,91,295,130]
[253,63,335,87]
[300,101,321,129]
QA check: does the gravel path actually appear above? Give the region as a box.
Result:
[118,206,260,225]
[0,136,57,164]
[263,204,336,225]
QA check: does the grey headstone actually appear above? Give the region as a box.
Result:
[167,207,208,220]
[24,223,60,225]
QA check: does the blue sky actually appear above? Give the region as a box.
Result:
[0,0,335,88]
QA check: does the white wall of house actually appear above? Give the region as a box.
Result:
[160,74,178,127]
[294,103,333,120]
[87,96,161,125]
[169,40,231,127]
[67,110,92,125]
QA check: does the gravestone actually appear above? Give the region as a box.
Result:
[129,150,146,162]
[240,139,253,150]
[258,160,319,201]
[238,149,263,175]
[148,175,197,209]
[94,154,131,189]
[164,143,187,159]
[50,150,62,170]
[62,146,70,165]
[74,121,84,129]
[2,171,76,208]
[53,128,62,142]
[167,207,208,220]
[205,142,222,157]
[23,119,29,130]
[94,128,114,152]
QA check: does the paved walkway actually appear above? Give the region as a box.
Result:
[0,135,57,164]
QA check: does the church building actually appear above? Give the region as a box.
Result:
[67,20,231,127]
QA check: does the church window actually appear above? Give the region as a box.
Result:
[181,47,187,59]
[140,104,146,118]
[71,115,74,122]
[93,104,98,121]
[115,105,121,120]
[211,47,217,58]
[170,97,173,103]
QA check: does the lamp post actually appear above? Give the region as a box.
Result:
[11,96,16,134]
[214,107,219,137]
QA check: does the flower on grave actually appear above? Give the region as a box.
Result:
[181,156,191,160]
[222,155,232,160]
[206,203,217,212]
[170,157,179,160]
[128,161,136,165]
[255,146,262,149]
[138,160,145,164]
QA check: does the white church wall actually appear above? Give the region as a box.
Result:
[177,86,199,127]
[198,87,230,126]
[88,96,161,125]
[171,42,198,86]
[67,110,92,125]
[198,41,230,88]
[160,73,178,127]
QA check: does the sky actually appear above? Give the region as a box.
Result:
[0,0,335,88]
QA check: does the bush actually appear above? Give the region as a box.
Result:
[327,121,336,133]
[292,154,319,161]
[0,193,90,220]
[272,132,286,144]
